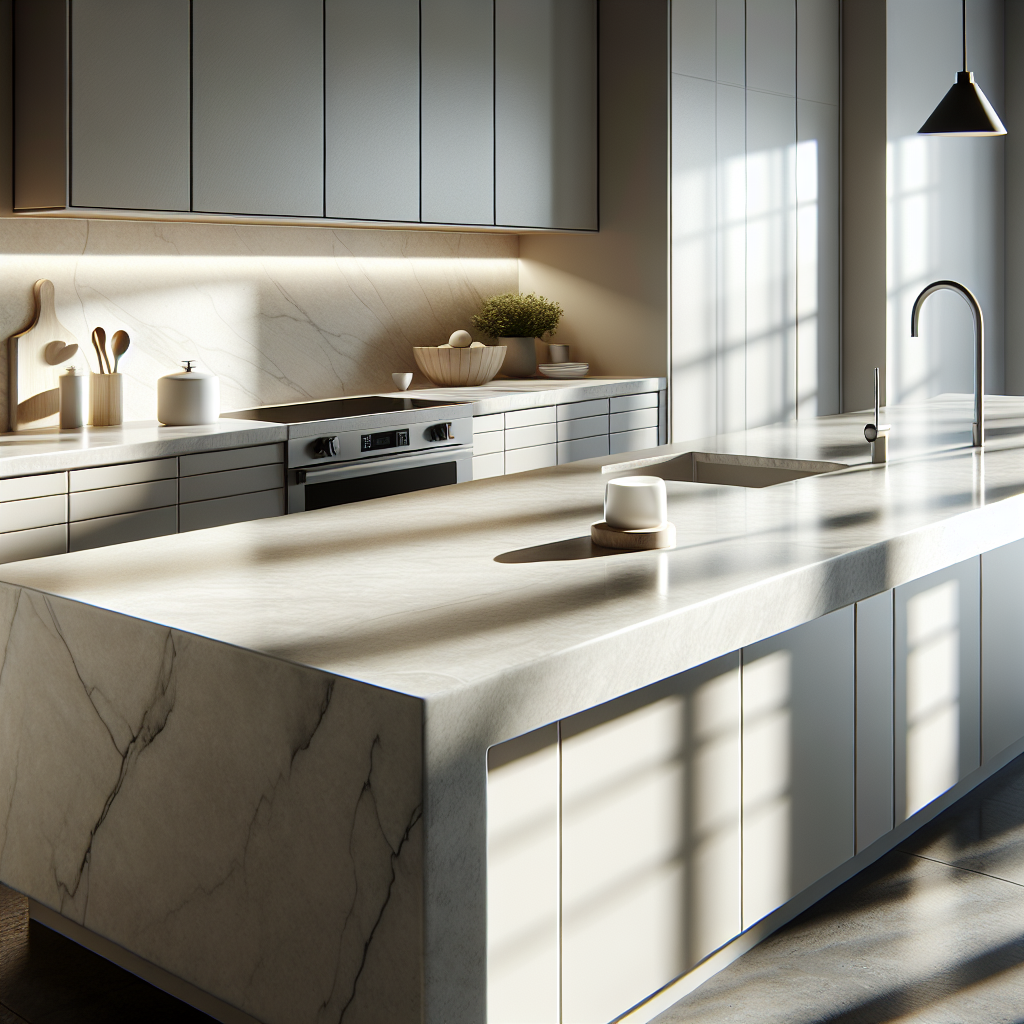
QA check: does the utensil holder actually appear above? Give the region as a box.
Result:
[90,372,122,426]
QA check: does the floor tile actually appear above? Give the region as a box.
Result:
[652,851,1024,1024]
[898,758,1024,887]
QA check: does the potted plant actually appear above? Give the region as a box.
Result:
[472,292,564,377]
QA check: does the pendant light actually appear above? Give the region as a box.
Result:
[918,0,1006,136]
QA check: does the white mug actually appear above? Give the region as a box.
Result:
[392,372,414,391]
[604,476,668,530]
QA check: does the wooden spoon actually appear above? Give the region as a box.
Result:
[111,330,130,372]
[91,327,108,374]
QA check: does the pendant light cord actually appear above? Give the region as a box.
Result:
[962,0,967,71]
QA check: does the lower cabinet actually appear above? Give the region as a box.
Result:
[893,559,980,823]
[980,539,1024,762]
[487,546,1022,1022]
[741,607,854,928]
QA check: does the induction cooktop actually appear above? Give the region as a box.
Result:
[222,395,458,424]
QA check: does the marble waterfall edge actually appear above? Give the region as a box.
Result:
[0,583,424,1024]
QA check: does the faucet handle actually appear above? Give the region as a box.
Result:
[864,367,890,461]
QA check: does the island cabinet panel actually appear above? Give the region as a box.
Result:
[560,655,741,1024]
[486,726,560,1024]
[421,0,494,225]
[325,0,420,222]
[855,590,895,853]
[741,606,854,928]
[494,0,598,230]
[69,0,190,212]
[894,559,981,824]
[192,0,324,217]
[980,541,1024,762]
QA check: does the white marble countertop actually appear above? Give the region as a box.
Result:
[2,395,1023,742]
[0,378,663,478]
[0,419,286,477]
[396,376,666,414]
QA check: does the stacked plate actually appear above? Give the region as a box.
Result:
[539,362,589,380]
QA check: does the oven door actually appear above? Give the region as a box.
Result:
[289,446,472,514]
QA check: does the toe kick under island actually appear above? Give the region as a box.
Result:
[3,396,1024,1024]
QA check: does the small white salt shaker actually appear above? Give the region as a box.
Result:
[58,365,86,429]
[604,476,668,530]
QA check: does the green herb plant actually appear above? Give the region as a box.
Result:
[472,292,564,339]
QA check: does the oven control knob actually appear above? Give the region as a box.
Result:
[427,422,452,442]
[312,436,339,459]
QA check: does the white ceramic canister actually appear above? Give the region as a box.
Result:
[604,476,668,530]
[157,360,220,426]
[58,366,87,429]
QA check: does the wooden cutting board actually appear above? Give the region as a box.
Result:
[8,280,80,431]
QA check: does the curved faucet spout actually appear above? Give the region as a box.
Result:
[910,280,984,447]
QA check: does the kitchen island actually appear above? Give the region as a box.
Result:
[2,395,1024,1024]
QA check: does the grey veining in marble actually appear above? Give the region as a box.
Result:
[0,585,423,1024]
[0,217,518,433]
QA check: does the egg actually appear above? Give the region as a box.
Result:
[470,341,486,348]
[449,330,472,348]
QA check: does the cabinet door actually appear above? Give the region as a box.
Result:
[494,0,597,229]
[421,0,494,225]
[855,590,894,852]
[192,0,323,216]
[980,542,1024,762]
[487,725,559,1024]
[894,559,980,823]
[742,606,854,928]
[325,0,420,222]
[561,655,741,1024]
[70,0,190,211]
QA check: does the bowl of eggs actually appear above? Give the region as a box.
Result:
[413,331,507,387]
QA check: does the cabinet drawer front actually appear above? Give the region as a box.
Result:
[472,452,504,480]
[69,506,177,552]
[70,478,178,522]
[473,430,505,457]
[610,392,659,413]
[505,406,556,429]
[557,414,608,442]
[179,464,284,504]
[179,443,284,477]
[179,489,285,533]
[70,458,177,492]
[0,524,68,564]
[473,413,505,434]
[558,435,609,465]
[505,422,557,451]
[558,399,608,421]
[0,473,67,503]
[505,444,557,475]
[609,427,660,455]
[1,494,68,534]
[610,407,659,433]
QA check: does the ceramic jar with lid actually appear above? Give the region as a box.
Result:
[157,360,220,426]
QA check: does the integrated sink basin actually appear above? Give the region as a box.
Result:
[605,451,847,488]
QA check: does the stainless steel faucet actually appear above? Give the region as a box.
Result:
[910,280,985,447]
[863,367,890,463]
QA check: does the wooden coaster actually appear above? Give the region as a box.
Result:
[590,520,676,551]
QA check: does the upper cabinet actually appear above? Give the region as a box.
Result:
[14,0,598,232]
[192,0,324,217]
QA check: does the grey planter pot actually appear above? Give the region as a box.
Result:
[498,337,537,377]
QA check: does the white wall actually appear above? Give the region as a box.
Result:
[670,0,839,443]
[886,0,1005,404]
[518,0,670,382]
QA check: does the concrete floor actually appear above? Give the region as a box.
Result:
[2,752,1023,1022]
[654,750,1024,1024]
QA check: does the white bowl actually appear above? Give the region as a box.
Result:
[539,363,588,379]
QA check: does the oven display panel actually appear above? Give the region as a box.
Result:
[360,428,410,452]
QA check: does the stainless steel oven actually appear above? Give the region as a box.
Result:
[222,394,474,514]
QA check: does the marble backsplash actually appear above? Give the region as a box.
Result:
[0,218,519,433]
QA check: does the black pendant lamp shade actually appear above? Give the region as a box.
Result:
[918,1,1006,136]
